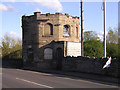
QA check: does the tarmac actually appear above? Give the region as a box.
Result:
[22,66,120,87]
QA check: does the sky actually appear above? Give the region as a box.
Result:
[0,0,119,41]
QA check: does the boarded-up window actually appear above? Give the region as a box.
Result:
[44,48,53,59]
[44,23,53,36]
[63,25,70,36]
[67,42,81,57]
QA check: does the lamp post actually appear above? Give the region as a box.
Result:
[103,0,106,58]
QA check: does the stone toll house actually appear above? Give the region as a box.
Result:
[22,12,119,77]
[22,12,81,70]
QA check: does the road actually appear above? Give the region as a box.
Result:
[2,68,119,88]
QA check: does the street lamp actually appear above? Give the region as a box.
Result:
[103,0,106,58]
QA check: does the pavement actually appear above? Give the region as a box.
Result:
[2,68,119,88]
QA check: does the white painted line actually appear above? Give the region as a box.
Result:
[16,69,52,76]
[16,69,117,88]
[16,78,53,88]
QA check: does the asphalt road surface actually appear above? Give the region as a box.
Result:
[2,68,119,88]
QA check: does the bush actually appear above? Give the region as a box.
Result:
[84,39,104,58]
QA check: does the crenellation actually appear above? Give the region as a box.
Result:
[23,12,79,22]
[55,12,63,15]
[46,13,50,16]
[22,12,81,69]
[34,12,41,16]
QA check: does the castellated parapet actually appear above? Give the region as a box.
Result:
[22,12,80,45]
[22,12,80,70]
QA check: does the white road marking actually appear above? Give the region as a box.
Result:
[16,69,118,88]
[16,78,53,88]
[16,69,52,76]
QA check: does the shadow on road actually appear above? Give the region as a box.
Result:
[2,59,119,87]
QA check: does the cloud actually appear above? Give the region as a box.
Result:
[7,31,21,39]
[34,0,63,12]
[1,0,15,2]
[1,0,63,12]
[0,3,16,12]
[35,8,42,13]
[10,0,15,2]
[97,31,108,41]
[98,34,103,41]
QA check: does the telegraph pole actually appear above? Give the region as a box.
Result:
[103,0,106,58]
[81,0,84,56]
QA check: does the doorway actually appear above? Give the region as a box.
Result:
[56,48,63,70]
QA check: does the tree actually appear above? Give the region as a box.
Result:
[84,39,104,58]
[118,28,120,59]
[1,34,11,57]
[84,31,99,41]
[106,43,118,58]
[106,28,118,58]
[83,29,118,58]
[84,31,103,57]
[106,28,118,44]
[1,34,22,59]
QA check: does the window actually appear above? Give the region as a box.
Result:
[76,27,79,38]
[44,48,53,59]
[44,23,53,36]
[63,25,70,36]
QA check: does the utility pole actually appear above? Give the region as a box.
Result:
[81,0,84,56]
[103,0,106,58]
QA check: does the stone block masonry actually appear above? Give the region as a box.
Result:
[22,12,119,78]
[63,56,119,77]
[22,12,80,70]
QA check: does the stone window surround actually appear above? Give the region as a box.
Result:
[42,23,54,37]
[42,23,72,37]
[63,24,70,37]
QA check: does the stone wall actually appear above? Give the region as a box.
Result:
[62,56,119,77]
[22,12,80,67]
